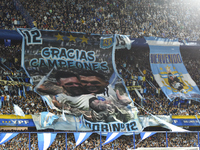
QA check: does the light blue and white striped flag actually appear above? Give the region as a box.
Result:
[18,88,21,97]
[40,112,59,128]
[62,110,67,121]
[74,132,93,147]
[13,104,25,117]
[0,133,18,145]
[23,85,26,98]
[37,133,57,150]
[140,132,157,141]
[41,96,52,109]
[103,132,124,145]
[109,72,118,88]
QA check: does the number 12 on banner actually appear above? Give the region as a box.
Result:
[22,29,43,45]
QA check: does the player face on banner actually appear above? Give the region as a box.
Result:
[79,70,109,94]
[55,71,83,96]
[17,28,140,132]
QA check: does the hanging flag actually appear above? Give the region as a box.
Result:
[40,112,59,128]
[13,104,25,117]
[140,132,156,141]
[40,95,53,109]
[74,132,93,147]
[62,110,67,121]
[151,115,189,132]
[109,72,118,88]
[0,133,18,145]
[8,76,14,81]
[103,132,124,145]
[18,88,21,97]
[145,36,200,101]
[79,115,83,129]
[23,85,26,98]
[37,133,57,150]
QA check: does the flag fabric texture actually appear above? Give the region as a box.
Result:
[37,133,57,150]
[74,132,93,147]
[13,104,25,117]
[103,132,124,145]
[140,132,156,141]
[23,85,26,98]
[40,112,59,128]
[0,133,18,145]
[18,88,21,97]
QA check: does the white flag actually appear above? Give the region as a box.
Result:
[13,104,25,117]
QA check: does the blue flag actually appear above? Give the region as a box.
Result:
[40,112,59,128]
[103,132,124,145]
[37,133,57,150]
[140,132,156,141]
[74,132,93,147]
[18,88,21,97]
[23,85,26,98]
[0,133,18,145]
[145,37,200,101]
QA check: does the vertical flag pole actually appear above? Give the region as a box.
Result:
[100,131,102,150]
[133,132,135,149]
[65,133,67,150]
[198,131,199,148]
[166,132,168,147]
[29,133,31,150]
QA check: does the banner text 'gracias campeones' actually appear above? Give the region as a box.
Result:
[18,29,141,132]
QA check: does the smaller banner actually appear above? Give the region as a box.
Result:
[0,80,32,86]
[37,133,57,150]
[0,115,173,129]
[0,133,18,145]
[140,132,156,141]
[103,132,124,145]
[145,37,200,101]
[74,132,93,147]
[0,115,34,127]
[172,116,200,126]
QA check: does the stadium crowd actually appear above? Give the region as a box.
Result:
[1,0,200,40]
[0,42,200,116]
[0,132,198,149]
[1,0,200,149]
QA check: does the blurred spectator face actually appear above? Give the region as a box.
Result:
[80,75,108,94]
[58,77,83,96]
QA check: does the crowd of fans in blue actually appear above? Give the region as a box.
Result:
[1,0,200,149]
[0,132,198,149]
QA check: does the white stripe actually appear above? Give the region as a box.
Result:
[152,115,188,132]
[154,74,197,87]
[104,133,119,144]
[0,133,13,144]
[43,133,51,150]
[146,40,180,46]
[110,74,117,86]
[76,133,86,146]
[142,132,152,140]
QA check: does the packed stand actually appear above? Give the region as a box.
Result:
[1,42,200,116]
[0,0,200,40]
[0,132,198,149]
[115,47,200,116]
[0,0,28,30]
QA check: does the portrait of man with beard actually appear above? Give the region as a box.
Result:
[78,70,135,122]
[36,69,136,123]
[36,70,95,111]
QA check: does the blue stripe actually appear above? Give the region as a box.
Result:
[74,132,92,147]
[0,133,18,145]
[38,133,57,150]
[103,132,124,145]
